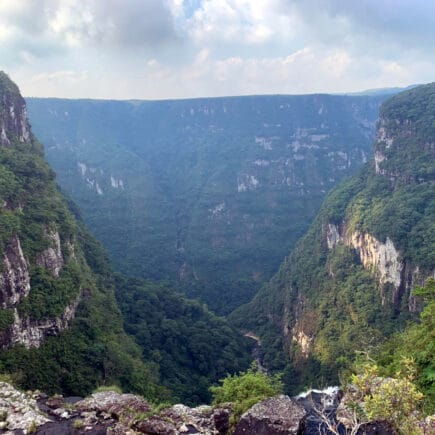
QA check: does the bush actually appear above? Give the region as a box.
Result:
[210,363,283,425]
[347,359,424,434]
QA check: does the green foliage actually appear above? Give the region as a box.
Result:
[115,275,252,405]
[93,384,123,394]
[27,94,385,314]
[0,309,14,331]
[210,364,283,425]
[0,75,168,402]
[18,264,82,319]
[376,279,435,413]
[232,83,435,396]
[348,359,424,434]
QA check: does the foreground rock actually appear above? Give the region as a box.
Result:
[234,395,306,435]
[0,383,232,434]
[133,404,231,434]
[0,382,50,432]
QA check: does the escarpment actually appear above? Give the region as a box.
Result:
[0,72,166,398]
[0,72,252,402]
[0,73,30,146]
[0,72,83,349]
[232,83,435,394]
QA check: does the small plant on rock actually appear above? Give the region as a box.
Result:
[210,363,283,426]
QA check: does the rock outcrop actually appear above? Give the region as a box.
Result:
[35,229,64,277]
[0,72,83,351]
[234,395,306,435]
[0,381,50,433]
[0,235,30,308]
[0,386,232,434]
[0,72,31,146]
[8,291,83,348]
[325,223,431,309]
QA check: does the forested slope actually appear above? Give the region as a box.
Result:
[27,94,386,314]
[0,72,252,403]
[231,83,435,394]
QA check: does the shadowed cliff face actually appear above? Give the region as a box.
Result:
[231,83,435,394]
[27,93,387,314]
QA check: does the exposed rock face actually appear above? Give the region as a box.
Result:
[36,229,64,277]
[234,395,306,435]
[0,235,30,308]
[76,390,151,426]
[326,223,342,250]
[348,232,402,289]
[325,223,430,308]
[291,328,312,358]
[0,73,31,146]
[6,291,82,349]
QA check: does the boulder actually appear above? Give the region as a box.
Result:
[234,395,306,435]
[132,403,231,434]
[76,390,151,415]
[76,390,152,428]
[357,420,397,434]
[134,416,177,434]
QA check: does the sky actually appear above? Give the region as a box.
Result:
[1,0,434,100]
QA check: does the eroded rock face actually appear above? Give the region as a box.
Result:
[76,390,152,428]
[36,229,64,277]
[0,235,30,308]
[0,75,31,146]
[7,291,82,349]
[234,395,306,435]
[348,232,402,289]
[324,223,431,308]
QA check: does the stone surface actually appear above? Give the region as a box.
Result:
[234,395,306,435]
[0,74,31,146]
[36,229,65,277]
[76,390,151,423]
[134,416,177,434]
[0,381,50,432]
[0,235,30,308]
[8,290,83,349]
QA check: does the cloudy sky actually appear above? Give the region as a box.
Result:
[1,0,434,99]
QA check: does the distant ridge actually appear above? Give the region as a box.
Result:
[343,84,420,97]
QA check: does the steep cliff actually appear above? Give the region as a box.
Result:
[0,72,252,403]
[0,71,167,397]
[231,83,435,393]
[27,93,387,314]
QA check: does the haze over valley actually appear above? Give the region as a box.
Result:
[0,1,434,433]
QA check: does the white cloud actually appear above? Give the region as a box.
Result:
[30,70,88,84]
[1,0,434,99]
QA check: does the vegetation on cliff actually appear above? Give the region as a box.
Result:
[0,72,253,403]
[231,83,435,395]
[27,94,385,314]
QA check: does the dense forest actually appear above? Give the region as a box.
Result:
[231,82,435,396]
[27,94,386,314]
[0,72,251,403]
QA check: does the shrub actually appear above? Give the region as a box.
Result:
[210,363,283,425]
